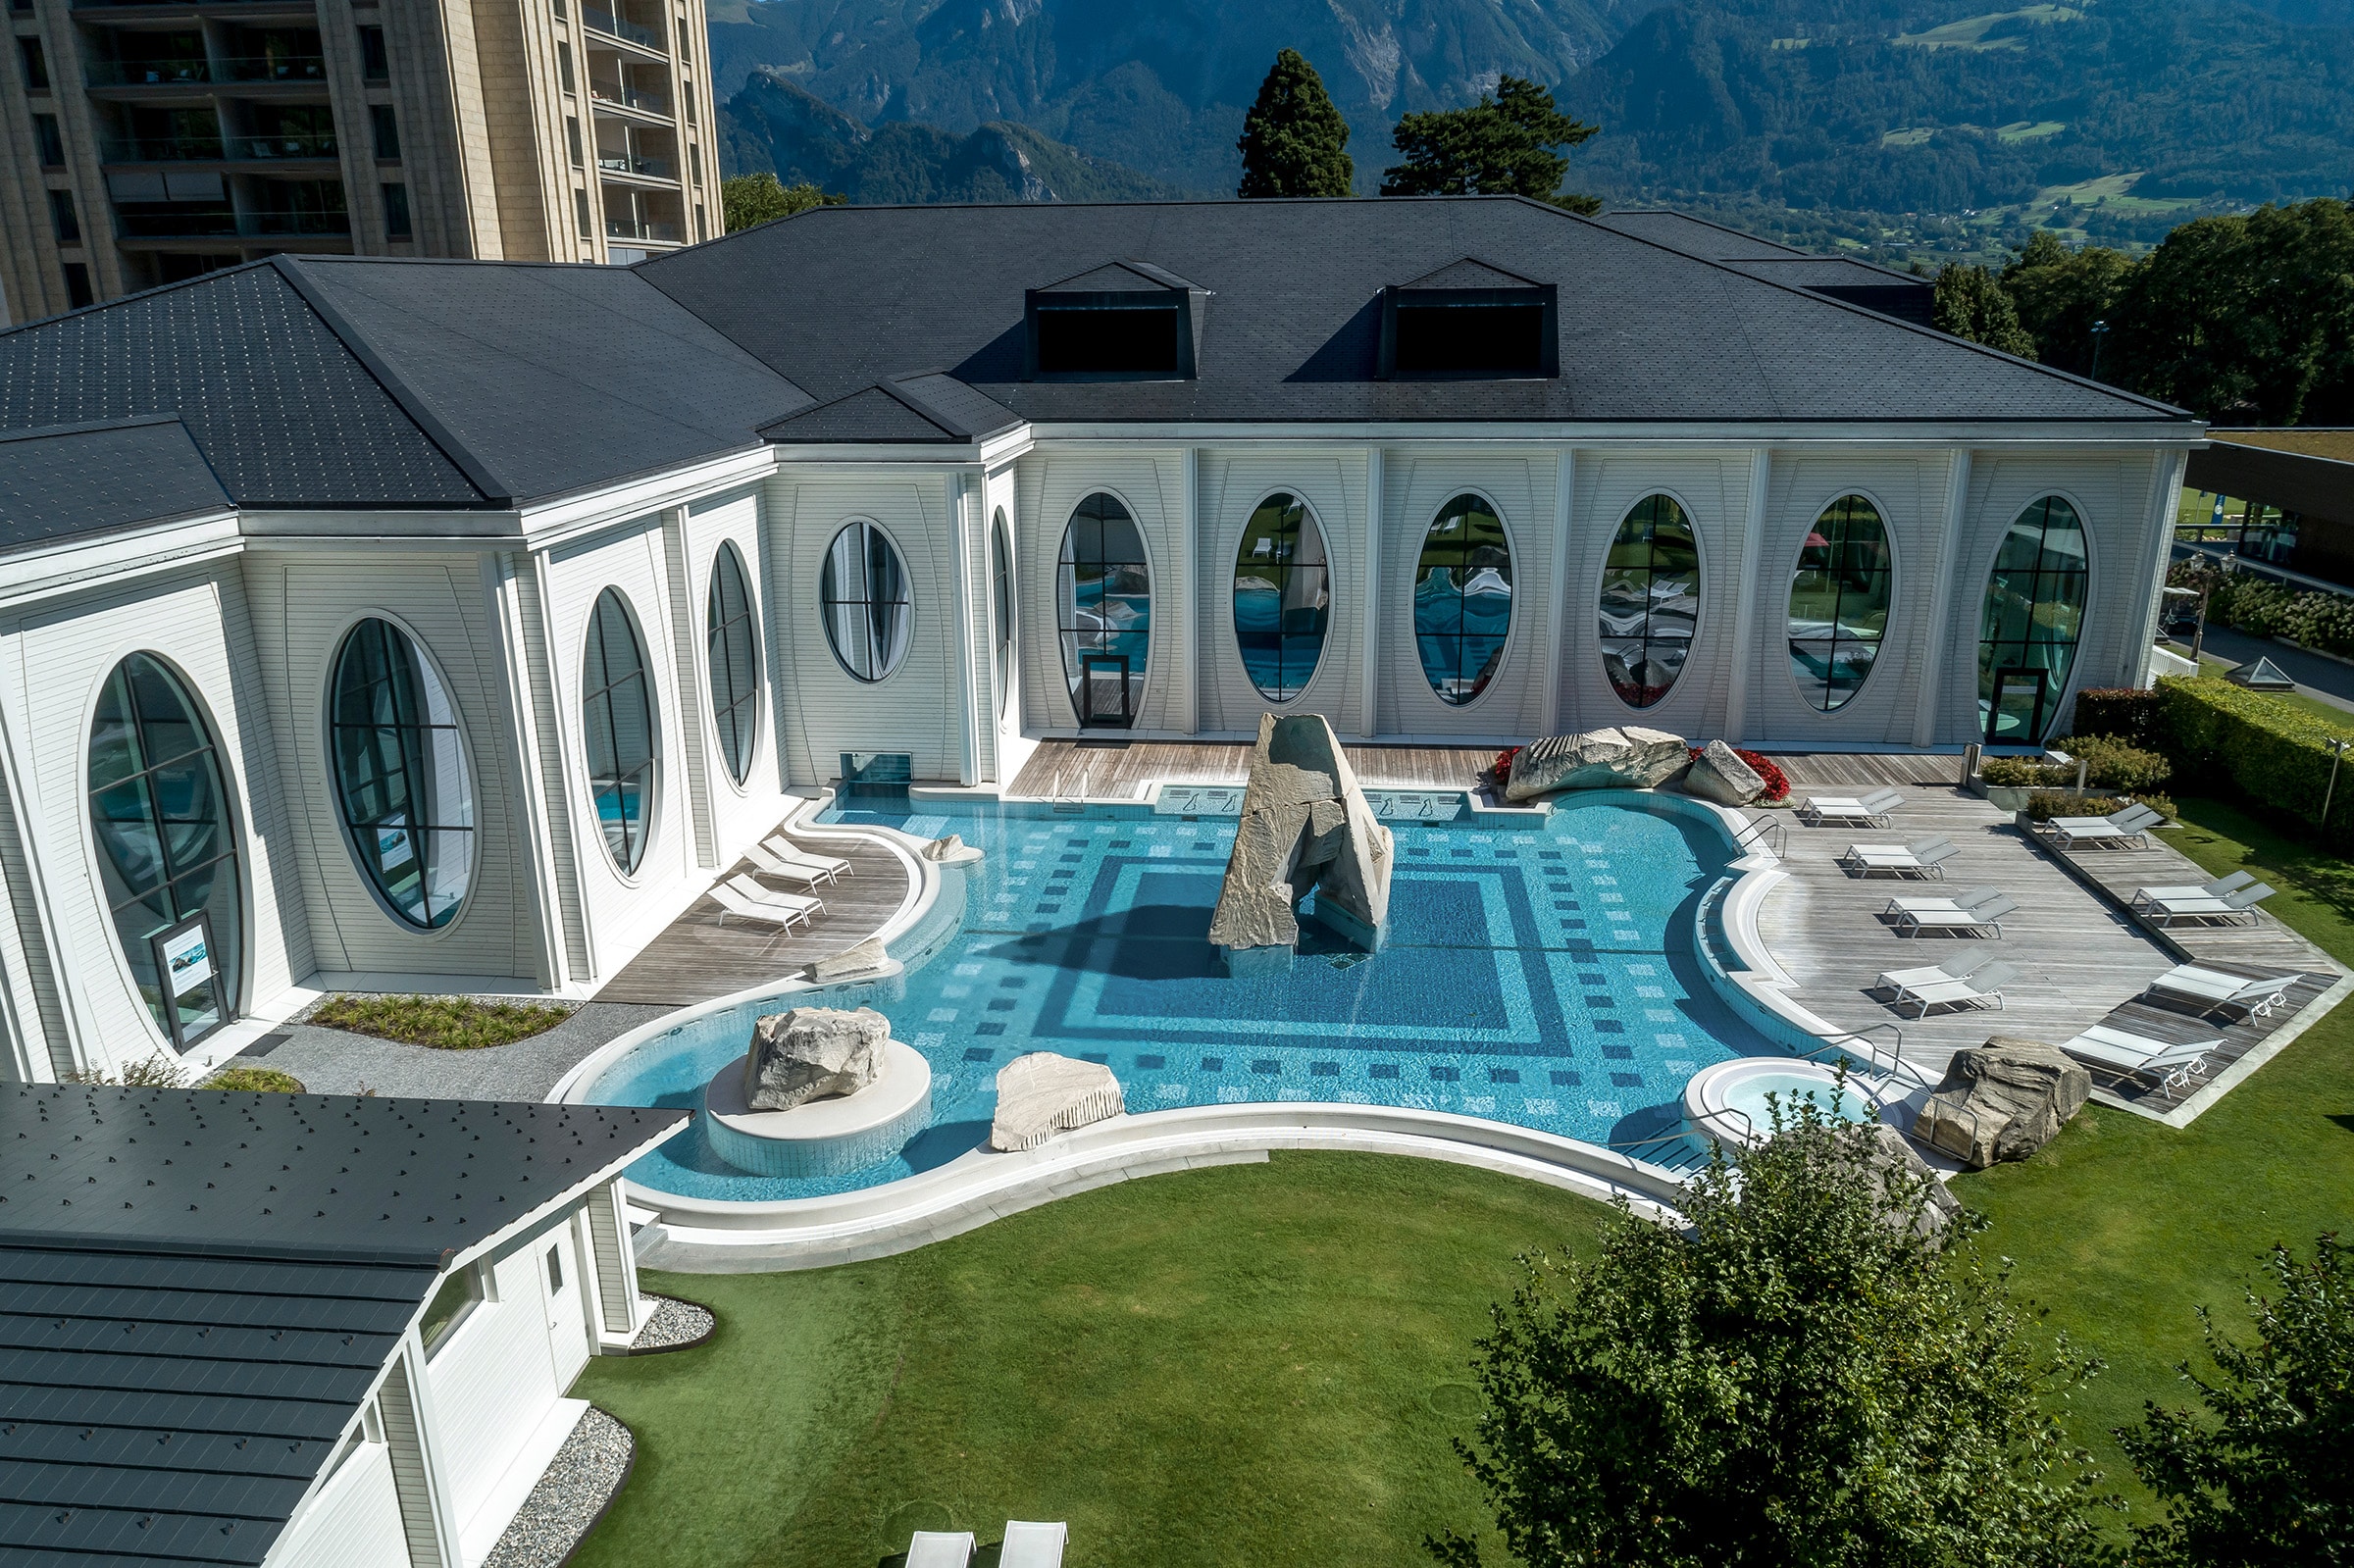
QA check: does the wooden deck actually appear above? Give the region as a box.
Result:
[1765,751,1975,789]
[593,831,910,1007]
[1007,738,1503,799]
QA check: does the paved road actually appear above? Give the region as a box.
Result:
[2165,624,2354,716]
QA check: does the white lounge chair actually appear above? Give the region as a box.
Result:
[1893,892,2016,936]
[906,1531,976,1568]
[2059,1024,2221,1089]
[1000,1521,1069,1568]
[722,873,824,927]
[1839,835,1959,879]
[742,840,836,887]
[1881,885,2005,919]
[2128,870,2255,908]
[1888,958,2017,1017]
[763,835,853,883]
[708,883,808,933]
[2042,802,2165,849]
[2142,882,2275,928]
[2146,964,2295,1018]
[1796,786,1904,828]
[1872,952,2001,995]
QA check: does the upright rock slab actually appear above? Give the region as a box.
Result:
[990,1052,1126,1151]
[1682,739,1767,806]
[1506,727,1690,799]
[741,1005,892,1111]
[1206,713,1395,959]
[1913,1037,2091,1169]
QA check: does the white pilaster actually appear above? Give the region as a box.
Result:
[1913,449,1974,748]
[1544,446,1575,736]
[1722,447,1771,742]
[1359,445,1384,738]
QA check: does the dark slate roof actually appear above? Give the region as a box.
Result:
[762,371,1022,443]
[642,196,2188,427]
[0,1088,686,1568]
[1590,209,1810,261]
[0,418,230,554]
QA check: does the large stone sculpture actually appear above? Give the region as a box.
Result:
[1506,727,1690,799]
[1858,1123,1962,1241]
[741,1005,891,1111]
[1912,1037,2091,1169]
[990,1052,1126,1150]
[1206,713,1394,961]
[1681,739,1767,806]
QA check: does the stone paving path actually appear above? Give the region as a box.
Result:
[235,1001,670,1102]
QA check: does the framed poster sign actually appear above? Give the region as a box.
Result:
[148,912,228,1051]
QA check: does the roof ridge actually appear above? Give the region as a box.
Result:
[0,256,281,343]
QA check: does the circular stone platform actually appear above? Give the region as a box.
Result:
[701,1039,933,1179]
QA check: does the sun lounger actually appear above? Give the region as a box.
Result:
[1881,885,2005,919]
[1796,786,1904,828]
[2128,870,2255,908]
[2042,802,2165,849]
[1838,835,1958,879]
[742,840,837,887]
[722,873,823,927]
[2146,964,2294,1019]
[2059,1024,2221,1090]
[763,835,853,882]
[2141,882,2275,928]
[906,1531,976,1568]
[1888,958,2018,1017]
[708,883,809,932]
[1892,892,2016,936]
[1000,1521,1069,1568]
[1871,952,2000,994]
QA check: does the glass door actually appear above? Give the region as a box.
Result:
[1985,667,2047,745]
[1078,654,1132,728]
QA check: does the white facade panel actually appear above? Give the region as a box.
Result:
[1195,450,1365,737]
[684,487,790,845]
[1019,452,1190,735]
[1376,451,1551,740]
[269,1441,411,1568]
[422,1245,565,1535]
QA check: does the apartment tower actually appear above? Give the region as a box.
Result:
[0,0,719,320]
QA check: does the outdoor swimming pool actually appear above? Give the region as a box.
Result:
[583,792,1776,1202]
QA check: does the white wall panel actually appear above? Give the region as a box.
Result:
[681,488,790,854]
[1195,451,1365,736]
[423,1248,561,1534]
[1374,452,1551,740]
[1017,453,1188,734]
[269,1441,411,1568]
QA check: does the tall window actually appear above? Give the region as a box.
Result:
[1412,493,1511,706]
[991,509,1015,721]
[818,521,911,683]
[1232,491,1329,702]
[87,654,241,1048]
[1787,494,1893,712]
[330,620,474,930]
[1978,496,2088,744]
[582,589,657,874]
[1056,493,1151,728]
[705,541,760,784]
[1601,494,1700,709]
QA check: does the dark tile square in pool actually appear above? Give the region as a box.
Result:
[998,976,1028,988]
[987,998,1016,1012]
[1594,1019,1625,1034]
[1136,1054,1165,1070]
[1611,1072,1644,1087]
[1310,1061,1341,1077]
[1539,850,1561,860]
[1110,840,1133,848]
[1081,1052,1110,1063]
[1577,972,1606,985]
[1554,900,1580,912]
[1429,1066,1460,1082]
[1050,869,1075,880]
[1585,994,1615,1008]
[1252,1059,1281,1075]
[1451,848,1474,858]
[963,1047,996,1062]
[1201,1056,1225,1072]
[1561,920,1588,931]
[1489,1068,1520,1084]
[1407,847,1431,857]
[1369,1063,1401,1080]
[1550,1070,1582,1087]
[1059,854,1084,863]
[975,1023,1007,1037]
[1035,903,1062,914]
[1602,1044,1633,1060]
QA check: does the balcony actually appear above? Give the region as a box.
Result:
[605,216,679,243]
[86,59,210,85]
[240,130,333,158]
[218,52,326,81]
[117,206,348,237]
[597,151,672,179]
[588,78,668,116]
[103,133,226,161]
[247,208,348,234]
[583,6,663,51]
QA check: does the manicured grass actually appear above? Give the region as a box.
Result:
[1959,794,2354,1519]
[570,1154,1615,1568]
[196,1066,303,1092]
[307,994,570,1050]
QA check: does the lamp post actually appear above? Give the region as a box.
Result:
[2325,738,2349,831]
[2088,318,2111,382]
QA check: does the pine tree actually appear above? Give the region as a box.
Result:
[1379,76,1600,212]
[1236,49,1354,199]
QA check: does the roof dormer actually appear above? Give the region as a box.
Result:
[1024,261,1205,381]
[1379,258,1557,379]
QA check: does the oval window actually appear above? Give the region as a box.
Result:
[1057,492,1151,728]
[1601,494,1700,709]
[991,509,1015,721]
[87,653,242,1046]
[1787,495,1893,713]
[1233,492,1330,702]
[582,588,657,875]
[705,542,761,784]
[329,619,476,929]
[1413,493,1511,706]
[1978,496,2088,743]
[818,521,911,683]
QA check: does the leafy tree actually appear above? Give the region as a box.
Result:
[1430,1100,2108,1568]
[2118,1234,2353,1568]
[2001,230,2136,378]
[1934,262,2037,358]
[1380,76,1601,214]
[720,172,841,232]
[1236,49,1354,199]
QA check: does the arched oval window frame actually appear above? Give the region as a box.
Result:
[318,610,483,936]
[1781,488,1900,719]
[1230,485,1335,706]
[817,517,916,685]
[703,538,763,792]
[1972,489,2096,747]
[1597,487,1707,715]
[991,507,1016,724]
[1054,486,1155,729]
[78,648,250,1051]
[1408,486,1518,714]
[579,586,662,883]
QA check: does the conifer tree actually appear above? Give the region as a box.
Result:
[1237,49,1354,199]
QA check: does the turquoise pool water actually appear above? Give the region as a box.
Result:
[584,793,1771,1202]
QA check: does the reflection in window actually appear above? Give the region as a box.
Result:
[1978,496,2088,744]
[1787,495,1893,712]
[330,619,474,929]
[582,588,656,875]
[992,510,1014,721]
[1601,495,1700,709]
[705,542,760,784]
[87,653,241,1046]
[1413,493,1511,705]
[1232,492,1329,702]
[1057,493,1151,727]
[819,521,910,683]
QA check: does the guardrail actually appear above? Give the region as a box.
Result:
[1729,814,1785,857]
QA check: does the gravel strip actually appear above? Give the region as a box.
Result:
[480,1406,634,1568]
[631,1293,714,1350]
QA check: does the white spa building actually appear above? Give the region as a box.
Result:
[0,197,2200,1081]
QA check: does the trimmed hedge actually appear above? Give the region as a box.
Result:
[1979,734,2171,792]
[2071,688,2163,748]
[2170,559,2354,659]
[2154,676,2354,847]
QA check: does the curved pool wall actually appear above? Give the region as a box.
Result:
[560,784,1834,1225]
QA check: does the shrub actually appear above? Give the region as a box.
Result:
[2072,687,2164,747]
[2049,734,2174,792]
[2168,559,2354,659]
[66,1056,185,1087]
[199,1066,304,1092]
[2021,789,2176,822]
[1687,745,1791,803]
[2155,676,2354,848]
[1980,755,2059,787]
[308,994,572,1050]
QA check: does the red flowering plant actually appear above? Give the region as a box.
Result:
[1490,745,1523,790]
[1690,745,1791,804]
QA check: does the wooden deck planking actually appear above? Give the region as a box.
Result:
[593,832,910,1007]
[1006,738,1503,800]
[1765,752,1973,790]
[2029,826,2343,977]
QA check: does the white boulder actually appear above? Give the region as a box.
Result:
[920,834,982,864]
[1206,713,1394,955]
[990,1052,1126,1151]
[804,936,888,983]
[741,1005,891,1111]
[1506,727,1690,799]
[1681,739,1766,806]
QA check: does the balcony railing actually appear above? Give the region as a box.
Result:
[246,208,349,234]
[86,59,211,84]
[596,152,672,179]
[240,131,334,157]
[103,133,226,161]
[218,53,326,81]
[119,207,348,237]
[605,216,679,242]
[588,78,668,115]
[583,6,663,50]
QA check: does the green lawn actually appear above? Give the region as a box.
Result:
[573,1155,1615,1568]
